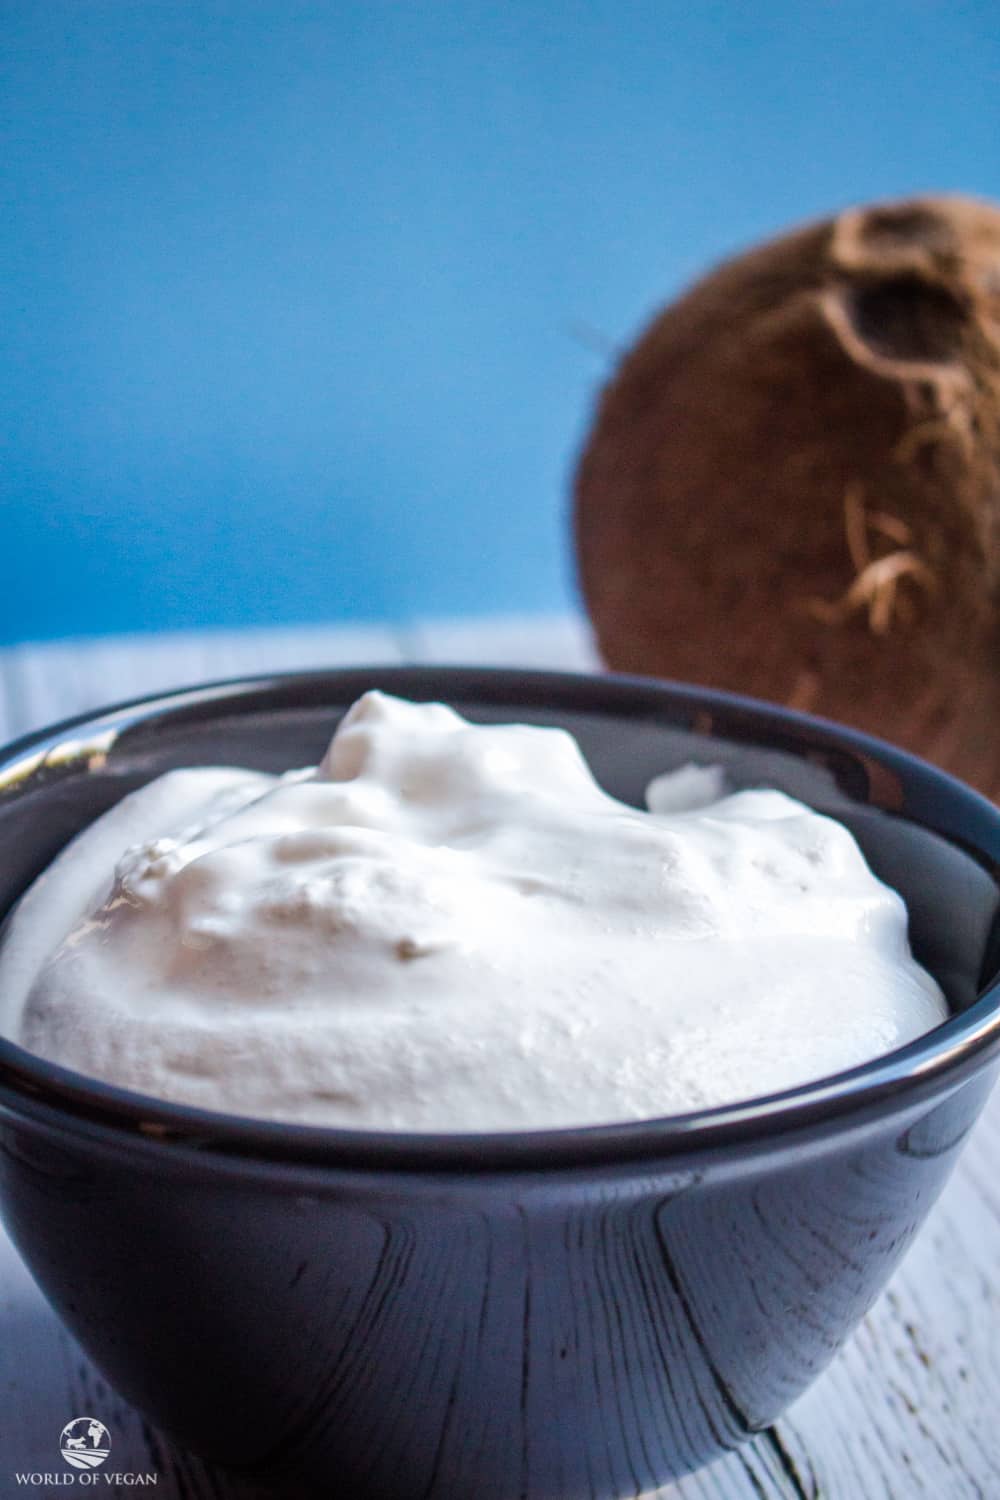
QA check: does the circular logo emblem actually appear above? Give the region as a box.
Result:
[59,1417,111,1470]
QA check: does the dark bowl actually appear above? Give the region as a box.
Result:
[1,668,999,1500]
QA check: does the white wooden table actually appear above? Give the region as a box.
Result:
[0,615,997,1499]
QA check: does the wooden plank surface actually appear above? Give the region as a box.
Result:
[0,615,997,1499]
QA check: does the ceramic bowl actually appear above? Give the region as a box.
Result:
[0,668,998,1499]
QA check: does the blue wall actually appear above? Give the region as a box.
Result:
[2,2,998,644]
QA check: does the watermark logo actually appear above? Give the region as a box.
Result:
[12,1418,157,1486]
[60,1419,110,1471]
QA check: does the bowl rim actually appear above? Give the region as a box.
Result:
[0,664,998,1173]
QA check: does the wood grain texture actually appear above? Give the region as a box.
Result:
[0,615,997,1499]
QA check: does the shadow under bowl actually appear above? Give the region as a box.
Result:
[0,667,998,1500]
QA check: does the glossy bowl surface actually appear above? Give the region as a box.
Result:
[0,668,998,1499]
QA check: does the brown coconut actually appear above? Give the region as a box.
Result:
[574,194,1000,797]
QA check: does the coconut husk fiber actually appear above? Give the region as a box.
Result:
[575,195,1000,798]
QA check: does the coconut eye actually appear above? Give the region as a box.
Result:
[842,275,967,365]
[854,204,957,257]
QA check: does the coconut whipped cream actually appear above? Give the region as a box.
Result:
[0,691,946,1131]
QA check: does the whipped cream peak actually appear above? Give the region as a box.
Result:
[321,690,603,812]
[0,692,946,1130]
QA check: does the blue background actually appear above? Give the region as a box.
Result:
[2,2,998,644]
